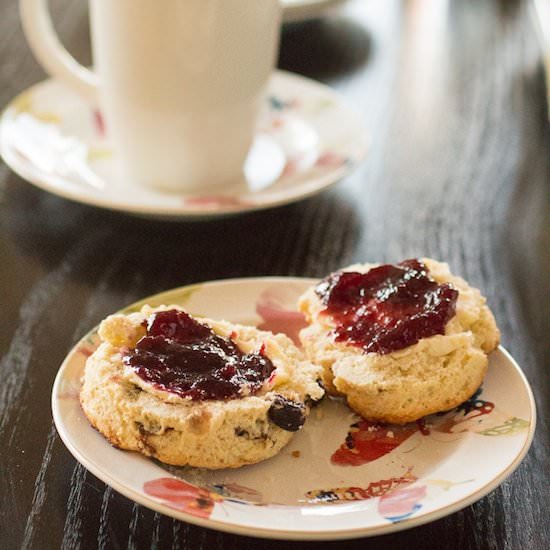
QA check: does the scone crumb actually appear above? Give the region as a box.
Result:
[291,450,301,458]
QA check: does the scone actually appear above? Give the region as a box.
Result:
[80,305,324,469]
[298,258,499,424]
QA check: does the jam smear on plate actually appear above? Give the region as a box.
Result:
[315,259,458,354]
[124,310,275,400]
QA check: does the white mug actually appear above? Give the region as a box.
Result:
[19,0,281,193]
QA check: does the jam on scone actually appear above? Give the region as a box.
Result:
[315,259,459,354]
[125,309,275,400]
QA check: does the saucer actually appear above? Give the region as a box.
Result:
[52,277,535,540]
[0,71,367,220]
[282,0,348,23]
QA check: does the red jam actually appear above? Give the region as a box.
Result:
[124,310,274,400]
[315,259,458,354]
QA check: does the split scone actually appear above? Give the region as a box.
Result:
[298,258,500,424]
[80,306,324,469]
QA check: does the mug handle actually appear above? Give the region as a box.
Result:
[19,0,99,102]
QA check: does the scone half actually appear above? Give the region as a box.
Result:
[80,305,324,469]
[298,258,500,424]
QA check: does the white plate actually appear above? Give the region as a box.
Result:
[282,0,347,23]
[52,278,536,541]
[0,71,367,220]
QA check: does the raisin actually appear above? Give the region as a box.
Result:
[268,395,305,432]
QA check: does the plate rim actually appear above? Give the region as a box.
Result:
[51,276,537,541]
[0,72,368,220]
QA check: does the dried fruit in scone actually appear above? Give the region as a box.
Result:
[298,258,500,424]
[80,306,324,469]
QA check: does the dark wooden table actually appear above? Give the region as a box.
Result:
[1,0,548,548]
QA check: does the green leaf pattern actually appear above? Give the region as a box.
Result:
[477,417,530,436]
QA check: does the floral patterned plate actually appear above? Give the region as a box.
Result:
[0,71,367,220]
[51,278,535,540]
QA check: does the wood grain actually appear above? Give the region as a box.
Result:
[1,0,548,548]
